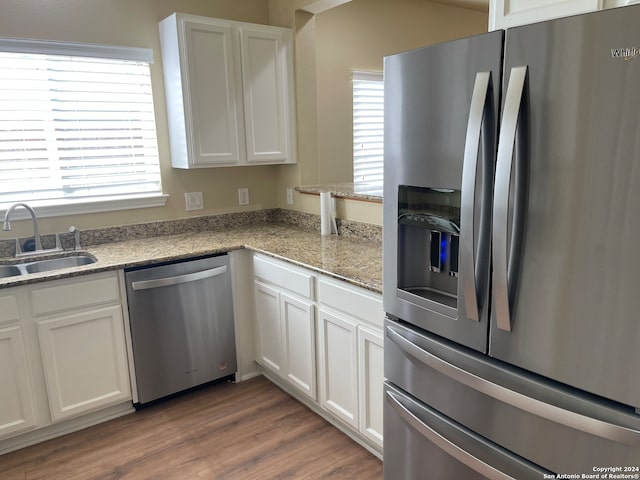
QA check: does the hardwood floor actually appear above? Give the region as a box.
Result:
[0,376,382,480]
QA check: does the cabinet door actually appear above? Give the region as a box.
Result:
[357,325,384,448]
[182,19,243,166]
[0,325,37,439]
[317,309,358,428]
[489,0,602,29]
[254,280,283,374]
[37,305,131,422]
[281,293,316,400]
[239,27,294,164]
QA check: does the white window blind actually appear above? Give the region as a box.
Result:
[0,38,162,208]
[353,71,384,187]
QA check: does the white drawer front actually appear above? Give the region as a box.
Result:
[253,254,314,299]
[318,277,383,329]
[30,273,121,317]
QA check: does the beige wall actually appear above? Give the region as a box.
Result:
[316,0,488,184]
[0,0,277,238]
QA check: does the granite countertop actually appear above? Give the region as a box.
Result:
[0,222,383,293]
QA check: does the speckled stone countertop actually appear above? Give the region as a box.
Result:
[0,220,383,293]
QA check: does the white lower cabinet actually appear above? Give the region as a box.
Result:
[37,305,131,422]
[0,271,132,450]
[0,324,37,439]
[253,255,316,400]
[317,276,385,451]
[252,253,384,454]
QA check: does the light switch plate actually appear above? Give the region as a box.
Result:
[185,192,203,211]
[286,188,294,205]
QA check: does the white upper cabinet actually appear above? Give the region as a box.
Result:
[490,0,601,29]
[489,0,640,30]
[160,13,296,168]
[490,0,639,30]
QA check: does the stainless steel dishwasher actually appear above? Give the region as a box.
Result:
[125,254,236,405]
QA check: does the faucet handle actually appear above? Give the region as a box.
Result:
[69,226,81,250]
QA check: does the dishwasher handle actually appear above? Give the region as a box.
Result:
[131,265,228,291]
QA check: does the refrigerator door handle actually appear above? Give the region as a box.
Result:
[493,65,529,332]
[461,71,494,321]
[386,324,640,447]
[386,390,521,480]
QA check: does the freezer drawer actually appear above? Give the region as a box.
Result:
[384,382,549,479]
[385,319,640,473]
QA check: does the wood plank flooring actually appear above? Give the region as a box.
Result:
[0,376,382,480]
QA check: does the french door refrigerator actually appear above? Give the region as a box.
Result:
[383,5,640,479]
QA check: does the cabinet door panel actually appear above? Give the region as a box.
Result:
[358,325,384,448]
[317,309,358,428]
[281,293,316,400]
[254,280,282,373]
[240,28,291,163]
[183,20,242,165]
[37,306,131,422]
[0,325,37,439]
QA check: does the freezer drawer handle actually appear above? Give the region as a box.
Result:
[131,265,228,291]
[493,65,529,332]
[461,71,494,321]
[386,390,518,480]
[387,325,640,446]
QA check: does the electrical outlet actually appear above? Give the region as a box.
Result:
[238,188,249,206]
[185,192,203,211]
[286,188,294,205]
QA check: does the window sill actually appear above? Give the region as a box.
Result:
[295,183,382,203]
[0,193,170,221]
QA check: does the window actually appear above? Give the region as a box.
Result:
[352,71,383,190]
[0,37,165,217]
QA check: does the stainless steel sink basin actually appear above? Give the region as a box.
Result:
[24,255,96,274]
[0,264,22,278]
[0,254,97,278]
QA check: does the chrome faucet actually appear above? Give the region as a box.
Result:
[3,202,43,251]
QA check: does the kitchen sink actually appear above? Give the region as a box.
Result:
[0,254,97,278]
[24,255,96,273]
[0,264,23,278]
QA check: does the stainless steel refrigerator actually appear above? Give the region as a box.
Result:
[383,5,640,478]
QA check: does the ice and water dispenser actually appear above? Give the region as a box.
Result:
[397,185,460,309]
